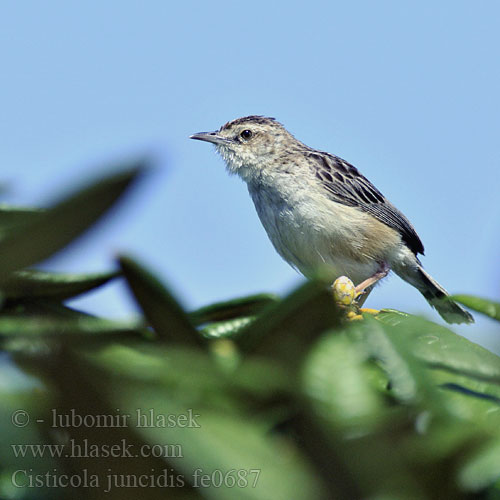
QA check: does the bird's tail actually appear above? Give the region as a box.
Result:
[415,266,474,324]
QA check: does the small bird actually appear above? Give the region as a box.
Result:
[191,116,473,324]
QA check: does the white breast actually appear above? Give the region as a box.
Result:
[247,175,383,284]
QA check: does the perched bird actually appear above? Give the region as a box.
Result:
[191,116,473,324]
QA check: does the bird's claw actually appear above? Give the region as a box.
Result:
[346,310,364,321]
[359,307,380,316]
[332,276,379,320]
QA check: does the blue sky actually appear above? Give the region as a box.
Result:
[0,2,498,350]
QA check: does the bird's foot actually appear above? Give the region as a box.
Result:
[359,307,380,315]
[331,276,382,321]
[346,310,364,321]
[331,276,364,320]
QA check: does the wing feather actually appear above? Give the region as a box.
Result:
[309,151,424,255]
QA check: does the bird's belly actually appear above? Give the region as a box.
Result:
[252,190,386,284]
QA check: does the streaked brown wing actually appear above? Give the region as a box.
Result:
[309,151,425,256]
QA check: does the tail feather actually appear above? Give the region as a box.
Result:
[417,266,474,324]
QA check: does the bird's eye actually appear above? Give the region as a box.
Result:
[240,129,252,140]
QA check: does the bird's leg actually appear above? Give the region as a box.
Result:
[355,262,390,298]
[331,264,390,320]
[350,263,390,317]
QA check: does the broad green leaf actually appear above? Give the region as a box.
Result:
[27,347,198,500]
[348,317,441,406]
[127,398,324,500]
[73,343,322,499]
[401,419,486,464]
[237,280,340,367]
[452,295,500,322]
[0,357,61,500]
[458,438,500,492]
[0,164,146,283]
[119,256,204,347]
[0,301,126,357]
[299,323,473,499]
[393,418,496,497]
[0,390,59,497]
[433,374,500,431]
[189,293,278,326]
[0,269,119,300]
[292,404,428,499]
[87,343,237,409]
[376,312,500,430]
[377,312,500,382]
[302,331,384,429]
[85,347,323,500]
[87,343,291,409]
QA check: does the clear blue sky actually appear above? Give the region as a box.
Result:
[0,2,498,349]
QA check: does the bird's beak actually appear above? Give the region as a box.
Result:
[189,131,231,145]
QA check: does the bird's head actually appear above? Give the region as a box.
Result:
[190,116,297,181]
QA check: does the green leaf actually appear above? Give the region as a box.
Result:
[201,316,256,340]
[434,375,500,432]
[1,298,96,319]
[0,205,43,236]
[87,343,292,410]
[376,312,500,430]
[458,438,500,492]
[26,346,199,500]
[347,317,443,405]
[377,312,500,383]
[0,163,146,283]
[302,331,384,429]
[0,315,144,338]
[189,293,278,326]
[84,344,323,500]
[237,280,340,367]
[452,295,500,321]
[0,269,119,300]
[292,392,428,499]
[130,400,323,500]
[0,375,58,489]
[119,255,204,347]
[299,320,485,499]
